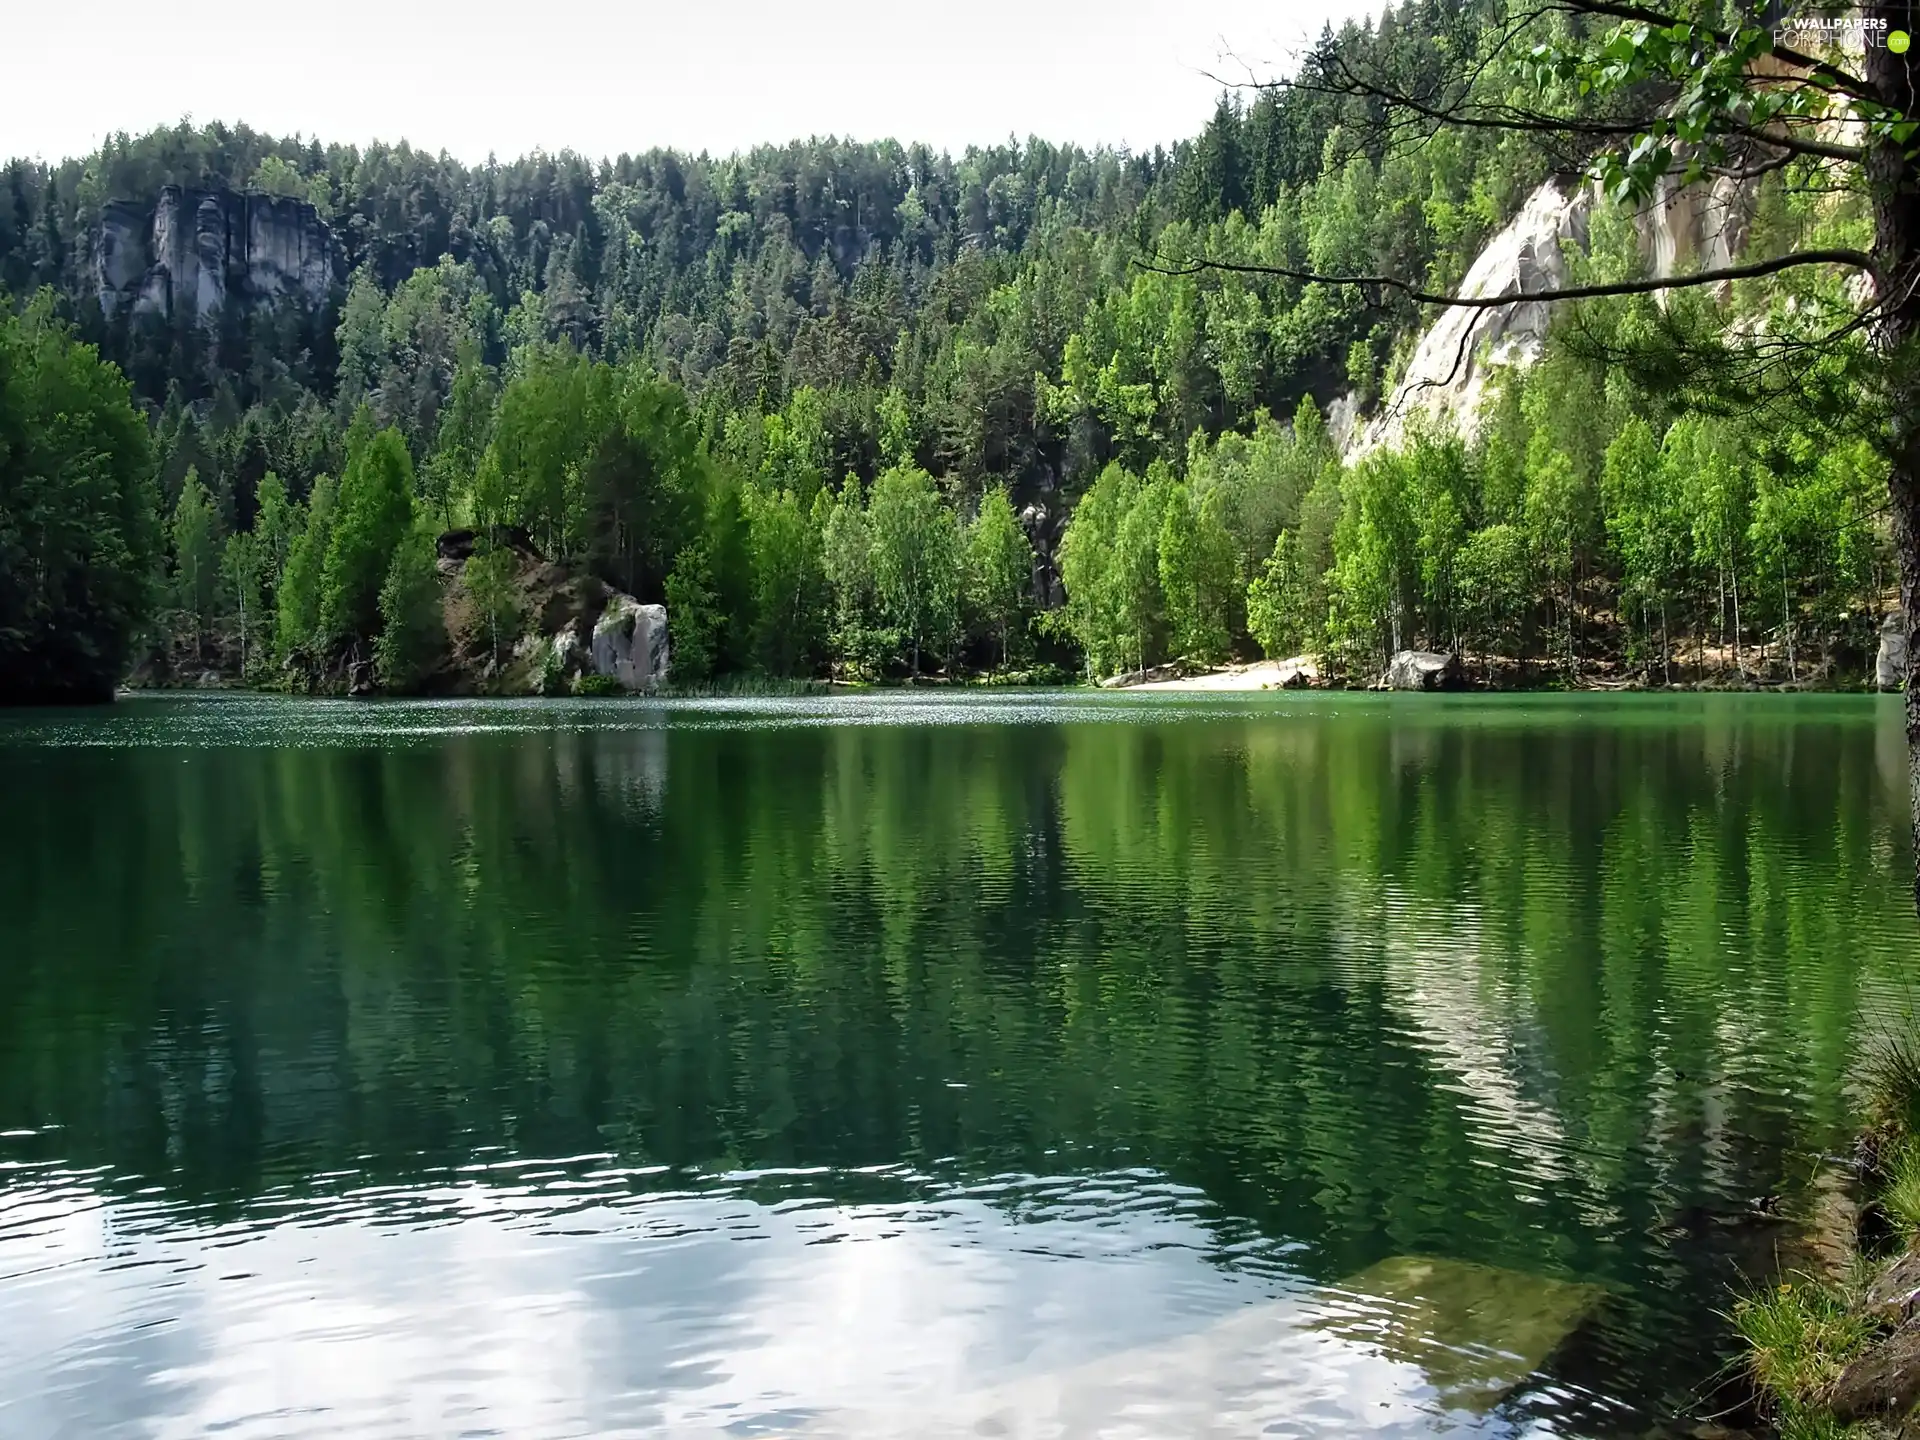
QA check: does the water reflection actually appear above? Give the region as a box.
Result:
[0,692,1912,1437]
[2,1157,1603,1440]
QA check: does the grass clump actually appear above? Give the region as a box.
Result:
[1732,1274,1879,1438]
[1861,1029,1920,1144]
[659,675,829,698]
[1878,1140,1920,1245]
[569,672,625,698]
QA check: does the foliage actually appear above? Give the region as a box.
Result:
[1247,530,1309,660]
[0,0,1901,695]
[868,463,961,675]
[1732,1277,1878,1440]
[275,474,334,661]
[463,543,523,668]
[0,296,159,702]
[1862,1029,1920,1143]
[1880,1143,1920,1246]
[320,421,416,644]
[168,466,219,646]
[372,528,447,689]
[665,543,722,684]
[220,530,267,676]
[964,486,1034,670]
[745,485,826,677]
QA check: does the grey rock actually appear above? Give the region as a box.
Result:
[590,595,669,691]
[95,187,337,326]
[1866,1252,1920,1328]
[1826,1319,1920,1421]
[1878,611,1908,692]
[347,660,375,697]
[1384,650,1462,691]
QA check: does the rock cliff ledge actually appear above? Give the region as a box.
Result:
[96,187,338,324]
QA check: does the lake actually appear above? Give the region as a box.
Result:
[0,691,1913,1438]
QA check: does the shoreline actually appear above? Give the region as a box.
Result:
[108,662,1897,700]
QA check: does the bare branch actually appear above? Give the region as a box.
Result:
[1142,247,1881,308]
[1300,51,1867,163]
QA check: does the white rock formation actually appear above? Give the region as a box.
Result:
[590,596,670,691]
[1354,172,1755,456]
[1352,181,1589,457]
[1383,649,1462,691]
[1878,611,1908,692]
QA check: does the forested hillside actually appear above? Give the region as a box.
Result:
[0,0,1894,695]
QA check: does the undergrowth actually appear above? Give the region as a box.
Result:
[1731,1274,1878,1439]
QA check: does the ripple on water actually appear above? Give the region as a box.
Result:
[0,693,1911,1437]
[0,1159,1628,1439]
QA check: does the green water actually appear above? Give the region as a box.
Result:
[0,691,1913,1438]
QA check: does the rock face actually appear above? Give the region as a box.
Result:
[96,187,337,325]
[1878,611,1908,691]
[1353,182,1589,457]
[590,596,670,691]
[1355,173,1755,456]
[1826,1320,1920,1422]
[1864,1252,1920,1328]
[1384,650,1462,691]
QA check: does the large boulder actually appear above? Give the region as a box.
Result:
[1384,650,1462,691]
[1827,1320,1920,1422]
[591,595,670,691]
[1865,1252,1920,1328]
[1879,611,1908,692]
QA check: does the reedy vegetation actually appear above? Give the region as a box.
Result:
[0,0,1894,693]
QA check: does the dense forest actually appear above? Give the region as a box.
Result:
[0,0,1894,696]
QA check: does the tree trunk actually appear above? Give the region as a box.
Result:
[1730,562,1744,675]
[1866,11,1920,911]
[1781,554,1796,681]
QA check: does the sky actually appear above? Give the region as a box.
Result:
[6,0,1379,166]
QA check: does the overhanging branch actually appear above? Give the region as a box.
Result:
[1141,247,1881,307]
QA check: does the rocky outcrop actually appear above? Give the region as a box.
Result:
[1383,650,1462,691]
[1826,1321,1920,1422]
[1879,611,1908,691]
[1864,1252,1920,1328]
[590,595,670,691]
[1640,171,1752,279]
[1353,182,1589,457]
[1356,173,1756,456]
[96,187,337,325]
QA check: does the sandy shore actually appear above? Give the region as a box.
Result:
[1120,658,1319,691]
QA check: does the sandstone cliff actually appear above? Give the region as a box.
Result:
[95,187,338,325]
[1352,173,1753,456]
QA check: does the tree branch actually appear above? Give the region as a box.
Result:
[1300,53,1867,163]
[1553,0,1879,101]
[1141,247,1881,307]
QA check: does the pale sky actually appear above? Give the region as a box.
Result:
[7,0,1379,166]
